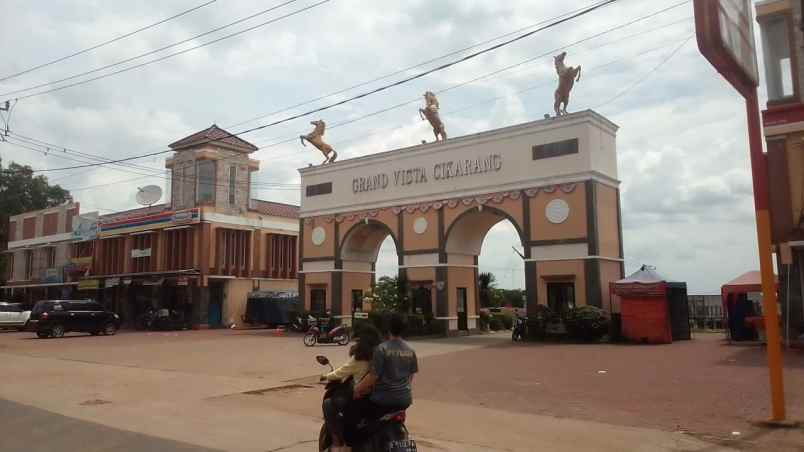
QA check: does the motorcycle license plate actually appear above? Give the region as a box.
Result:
[388,439,417,452]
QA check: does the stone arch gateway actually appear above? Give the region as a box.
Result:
[298,110,624,333]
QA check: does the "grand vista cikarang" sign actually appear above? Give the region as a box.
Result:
[352,154,502,194]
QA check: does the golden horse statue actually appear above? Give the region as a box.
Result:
[300,120,337,165]
[419,91,447,142]
[553,52,581,117]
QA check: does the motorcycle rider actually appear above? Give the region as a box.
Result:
[321,325,382,451]
[351,314,419,424]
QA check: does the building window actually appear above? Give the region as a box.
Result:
[196,160,215,204]
[761,15,795,101]
[164,227,195,271]
[228,165,236,205]
[266,234,297,279]
[45,247,56,268]
[7,253,14,281]
[216,228,251,276]
[24,250,34,280]
[71,241,94,259]
[8,221,16,242]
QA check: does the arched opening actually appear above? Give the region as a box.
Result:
[444,206,526,331]
[339,220,400,317]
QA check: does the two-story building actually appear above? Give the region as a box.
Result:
[3,203,82,303]
[756,0,804,340]
[5,125,300,329]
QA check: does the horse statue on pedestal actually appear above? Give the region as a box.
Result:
[300,120,337,165]
[419,91,447,142]
[553,52,581,117]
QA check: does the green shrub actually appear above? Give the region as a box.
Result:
[489,316,503,331]
[478,311,490,331]
[493,312,514,330]
[563,305,609,341]
[527,305,554,340]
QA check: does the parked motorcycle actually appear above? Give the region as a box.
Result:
[304,320,350,346]
[512,316,527,342]
[315,356,416,452]
[135,308,157,331]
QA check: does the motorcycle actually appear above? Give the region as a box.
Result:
[315,356,416,452]
[135,307,157,331]
[304,319,351,346]
[512,316,527,342]
[290,314,316,333]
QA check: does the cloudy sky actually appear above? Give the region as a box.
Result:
[0,0,770,294]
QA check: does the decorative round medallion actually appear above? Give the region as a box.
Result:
[413,217,428,235]
[545,199,570,224]
[311,227,326,246]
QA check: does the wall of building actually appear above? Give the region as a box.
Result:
[535,260,586,307]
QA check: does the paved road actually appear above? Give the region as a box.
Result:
[0,398,220,452]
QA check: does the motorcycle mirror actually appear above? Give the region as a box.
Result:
[315,355,330,366]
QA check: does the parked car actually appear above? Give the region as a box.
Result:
[27,300,121,339]
[0,302,31,331]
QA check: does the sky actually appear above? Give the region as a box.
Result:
[0,0,771,294]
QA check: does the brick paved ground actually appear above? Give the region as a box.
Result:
[412,332,804,439]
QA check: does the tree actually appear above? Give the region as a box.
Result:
[499,288,525,308]
[478,272,501,308]
[0,160,71,281]
[371,276,409,312]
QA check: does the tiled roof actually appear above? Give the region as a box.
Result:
[250,199,299,219]
[169,124,258,152]
[99,204,168,223]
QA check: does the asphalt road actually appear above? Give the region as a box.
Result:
[0,398,220,452]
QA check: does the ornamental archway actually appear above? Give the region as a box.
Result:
[298,111,625,333]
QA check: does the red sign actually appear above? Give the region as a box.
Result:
[694,0,759,97]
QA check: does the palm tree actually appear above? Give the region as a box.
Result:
[478,272,499,308]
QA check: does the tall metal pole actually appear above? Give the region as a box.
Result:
[745,87,786,421]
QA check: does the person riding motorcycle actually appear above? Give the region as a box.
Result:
[321,324,382,451]
[350,314,419,427]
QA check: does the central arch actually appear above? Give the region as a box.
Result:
[442,205,527,331]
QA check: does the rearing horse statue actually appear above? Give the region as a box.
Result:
[419,91,447,142]
[300,120,337,165]
[553,52,581,117]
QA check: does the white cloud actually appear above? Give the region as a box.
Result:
[0,1,770,293]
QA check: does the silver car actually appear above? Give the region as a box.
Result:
[0,302,31,331]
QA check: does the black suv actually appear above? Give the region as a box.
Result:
[28,300,121,339]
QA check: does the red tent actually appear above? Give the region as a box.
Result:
[721,271,777,341]
[611,266,690,344]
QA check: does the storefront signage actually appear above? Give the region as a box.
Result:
[105,277,120,288]
[175,276,189,286]
[353,312,369,319]
[172,209,198,224]
[131,248,152,258]
[352,154,502,194]
[72,213,99,242]
[42,268,63,284]
[78,279,100,290]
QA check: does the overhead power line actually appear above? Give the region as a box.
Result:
[253,3,692,150]
[28,0,621,174]
[4,134,299,190]
[0,0,328,102]
[225,0,613,129]
[0,1,218,83]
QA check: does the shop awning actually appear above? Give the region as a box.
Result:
[1,282,79,289]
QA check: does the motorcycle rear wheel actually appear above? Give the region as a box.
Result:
[337,333,350,346]
[318,424,330,452]
[303,332,317,347]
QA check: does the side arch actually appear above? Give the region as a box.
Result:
[339,219,401,263]
[443,205,527,256]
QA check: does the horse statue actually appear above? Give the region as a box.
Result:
[553,52,581,117]
[300,120,337,165]
[419,91,447,142]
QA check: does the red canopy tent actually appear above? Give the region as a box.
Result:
[721,271,778,341]
[611,266,690,344]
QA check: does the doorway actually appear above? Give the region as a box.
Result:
[208,282,224,328]
[310,287,327,315]
[457,287,468,331]
[547,282,575,318]
[411,285,432,315]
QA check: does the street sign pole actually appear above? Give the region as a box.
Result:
[745,88,785,420]
[694,0,785,421]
